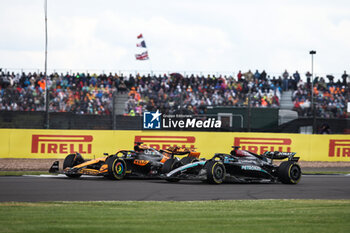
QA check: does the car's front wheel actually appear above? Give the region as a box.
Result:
[206,161,226,184]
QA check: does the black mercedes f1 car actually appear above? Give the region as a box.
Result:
[49,143,200,180]
[161,146,302,184]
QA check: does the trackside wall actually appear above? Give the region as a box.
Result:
[0,129,349,161]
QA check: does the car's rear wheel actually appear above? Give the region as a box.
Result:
[162,158,180,182]
[278,161,301,184]
[104,155,117,178]
[206,161,226,184]
[161,158,179,174]
[107,157,126,180]
[179,156,198,165]
[63,153,84,178]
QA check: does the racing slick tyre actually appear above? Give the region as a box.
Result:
[206,161,226,184]
[278,161,301,184]
[162,158,180,182]
[161,158,179,174]
[179,156,198,165]
[107,157,127,180]
[104,155,117,178]
[63,153,84,178]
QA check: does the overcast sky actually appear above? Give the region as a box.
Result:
[0,0,349,78]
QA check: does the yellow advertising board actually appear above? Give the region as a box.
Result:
[0,129,349,161]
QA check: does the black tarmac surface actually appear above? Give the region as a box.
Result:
[0,175,349,202]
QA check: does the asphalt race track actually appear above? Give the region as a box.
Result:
[0,175,349,202]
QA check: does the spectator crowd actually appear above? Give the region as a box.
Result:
[292,71,349,118]
[0,71,116,115]
[0,69,349,118]
[125,70,281,115]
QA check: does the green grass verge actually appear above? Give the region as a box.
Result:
[0,171,50,176]
[0,200,349,233]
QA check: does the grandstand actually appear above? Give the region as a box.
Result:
[0,69,348,121]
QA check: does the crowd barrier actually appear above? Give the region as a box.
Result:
[0,129,349,161]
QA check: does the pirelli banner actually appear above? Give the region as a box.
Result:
[0,129,349,161]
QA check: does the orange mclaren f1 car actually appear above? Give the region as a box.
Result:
[49,143,200,180]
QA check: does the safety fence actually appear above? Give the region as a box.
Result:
[1,111,349,134]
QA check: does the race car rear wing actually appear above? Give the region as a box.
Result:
[163,146,186,154]
[263,151,299,161]
[161,146,200,158]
